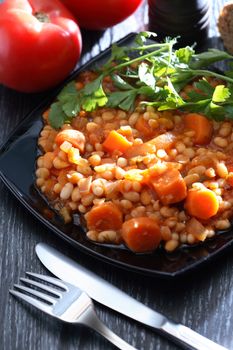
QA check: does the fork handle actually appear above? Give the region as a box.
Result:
[91,314,136,350]
[81,306,137,350]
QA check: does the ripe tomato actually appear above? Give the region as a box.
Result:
[0,0,82,93]
[60,0,143,30]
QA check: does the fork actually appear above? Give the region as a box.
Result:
[10,272,136,350]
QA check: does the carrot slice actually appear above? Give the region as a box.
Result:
[122,217,161,253]
[147,132,176,150]
[123,133,175,158]
[184,113,213,145]
[123,142,155,158]
[148,168,187,205]
[86,202,123,231]
[103,130,132,153]
[55,129,85,152]
[135,116,155,137]
[185,187,219,220]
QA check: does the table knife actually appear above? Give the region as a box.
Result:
[35,243,227,350]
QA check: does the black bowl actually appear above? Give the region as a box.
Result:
[1,33,233,279]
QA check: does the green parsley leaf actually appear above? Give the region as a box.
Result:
[57,80,77,99]
[107,90,137,110]
[135,31,157,46]
[164,77,184,108]
[56,81,81,117]
[82,75,104,95]
[175,47,195,64]
[225,70,233,78]
[111,74,134,90]
[47,32,233,128]
[181,83,232,121]
[204,101,226,120]
[212,85,231,103]
[111,44,128,61]
[138,85,158,97]
[62,96,80,117]
[224,104,233,118]
[224,62,233,78]
[48,102,66,129]
[138,62,156,88]
[82,84,107,111]
[180,99,210,112]
[80,75,108,111]
[194,79,214,95]
[190,49,232,69]
[186,80,214,102]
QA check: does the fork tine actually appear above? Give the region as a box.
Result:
[9,289,53,315]
[26,272,68,290]
[13,284,57,304]
[20,277,62,297]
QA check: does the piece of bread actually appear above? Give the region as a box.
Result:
[218,1,233,54]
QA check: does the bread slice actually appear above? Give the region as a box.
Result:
[218,1,233,54]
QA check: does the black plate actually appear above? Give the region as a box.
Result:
[1,33,233,279]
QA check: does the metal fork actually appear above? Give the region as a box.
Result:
[10,272,136,350]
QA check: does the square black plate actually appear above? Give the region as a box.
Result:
[1,33,233,279]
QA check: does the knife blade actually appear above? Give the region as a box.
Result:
[36,243,227,350]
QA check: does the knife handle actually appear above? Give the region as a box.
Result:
[160,320,228,350]
[35,243,228,350]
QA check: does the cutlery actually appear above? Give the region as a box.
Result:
[10,272,136,350]
[36,243,227,350]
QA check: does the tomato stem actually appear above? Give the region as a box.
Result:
[34,12,49,23]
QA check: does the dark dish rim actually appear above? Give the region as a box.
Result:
[1,32,233,279]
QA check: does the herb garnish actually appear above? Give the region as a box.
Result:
[49,31,233,129]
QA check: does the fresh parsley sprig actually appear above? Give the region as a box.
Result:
[48,31,233,129]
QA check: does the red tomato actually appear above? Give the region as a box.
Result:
[60,0,143,30]
[0,0,82,92]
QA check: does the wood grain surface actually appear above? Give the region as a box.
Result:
[1,1,233,349]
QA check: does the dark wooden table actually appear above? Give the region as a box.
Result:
[1,1,233,349]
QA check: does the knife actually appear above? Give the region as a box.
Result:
[36,243,227,350]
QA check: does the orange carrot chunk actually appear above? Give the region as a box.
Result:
[55,129,85,152]
[185,188,219,220]
[102,130,132,153]
[86,202,123,231]
[135,116,155,137]
[123,133,175,158]
[122,217,161,253]
[147,132,176,150]
[148,168,187,205]
[123,142,155,158]
[184,113,213,145]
